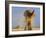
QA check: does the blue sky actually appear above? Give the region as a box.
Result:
[12,7,40,29]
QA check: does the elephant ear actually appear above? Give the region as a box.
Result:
[24,10,29,17]
[24,10,35,17]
